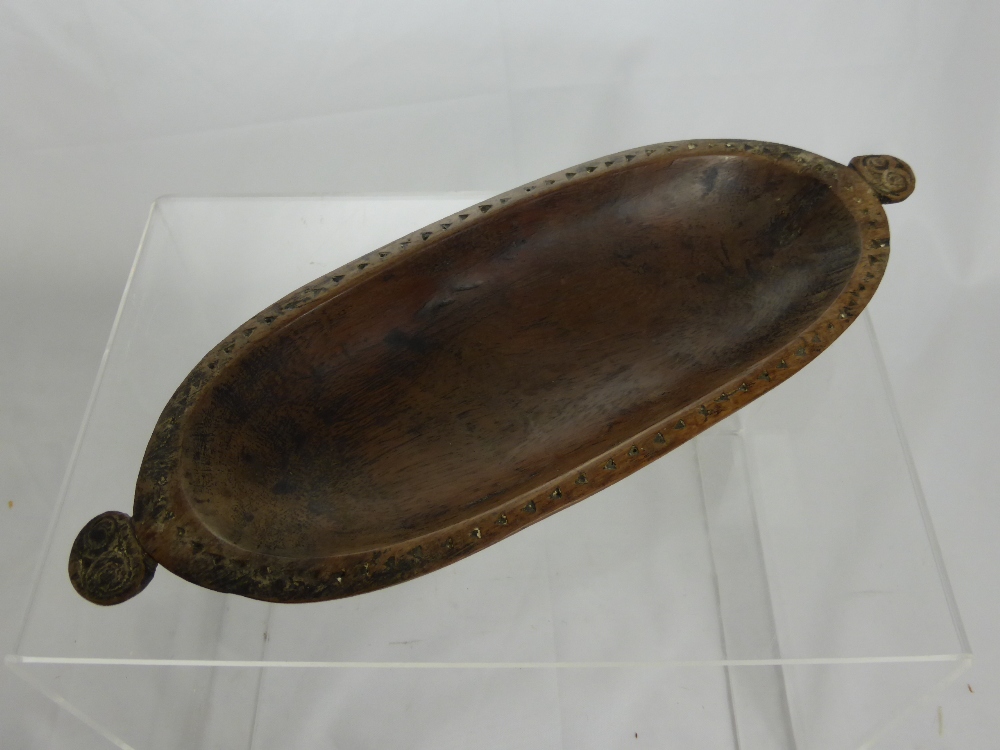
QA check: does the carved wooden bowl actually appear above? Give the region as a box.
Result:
[68,141,914,605]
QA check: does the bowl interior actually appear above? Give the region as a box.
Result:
[181,154,861,557]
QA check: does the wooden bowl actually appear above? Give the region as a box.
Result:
[68,141,915,605]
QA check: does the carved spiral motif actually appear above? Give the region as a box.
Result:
[68,511,156,605]
[848,155,916,204]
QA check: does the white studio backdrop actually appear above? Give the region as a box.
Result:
[1,1,998,748]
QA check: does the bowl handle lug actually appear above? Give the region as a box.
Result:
[849,155,916,204]
[68,511,157,605]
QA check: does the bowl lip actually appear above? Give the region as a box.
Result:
[131,138,892,603]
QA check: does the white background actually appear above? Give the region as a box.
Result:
[1,1,997,747]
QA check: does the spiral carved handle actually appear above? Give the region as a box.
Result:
[68,511,156,605]
[849,155,916,204]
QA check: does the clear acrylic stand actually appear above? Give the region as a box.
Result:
[8,196,970,750]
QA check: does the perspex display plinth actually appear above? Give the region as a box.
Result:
[9,196,970,750]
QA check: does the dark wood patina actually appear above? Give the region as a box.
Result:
[69,139,914,605]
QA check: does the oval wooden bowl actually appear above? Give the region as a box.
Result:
[68,141,914,605]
